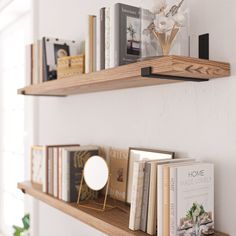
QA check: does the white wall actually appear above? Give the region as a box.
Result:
[34,0,236,235]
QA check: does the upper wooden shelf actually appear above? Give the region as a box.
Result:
[18,181,229,236]
[18,56,230,97]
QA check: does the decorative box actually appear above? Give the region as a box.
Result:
[57,54,85,79]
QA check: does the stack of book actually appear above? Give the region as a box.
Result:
[42,145,99,202]
[86,3,141,72]
[129,159,214,236]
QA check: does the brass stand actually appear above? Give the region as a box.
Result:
[77,172,114,212]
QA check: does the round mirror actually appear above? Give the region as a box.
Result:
[84,156,109,191]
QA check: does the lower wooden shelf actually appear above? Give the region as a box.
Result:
[18,182,229,236]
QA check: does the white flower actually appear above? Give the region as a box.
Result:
[153,0,167,14]
[172,9,188,27]
[155,15,174,33]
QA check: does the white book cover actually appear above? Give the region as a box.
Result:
[53,148,58,197]
[42,146,47,193]
[129,161,145,231]
[157,164,164,236]
[175,163,214,236]
[105,7,110,69]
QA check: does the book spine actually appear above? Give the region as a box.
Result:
[140,163,151,232]
[93,16,97,72]
[147,163,157,235]
[61,149,66,201]
[89,15,94,73]
[37,40,43,83]
[42,37,48,82]
[58,148,62,199]
[163,166,170,236]
[53,147,58,197]
[66,151,70,202]
[105,7,110,69]
[170,167,177,236]
[129,161,145,231]
[157,165,163,236]
[100,8,105,70]
[42,146,47,193]
[109,5,115,68]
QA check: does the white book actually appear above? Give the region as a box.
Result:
[93,16,97,72]
[109,4,118,68]
[96,11,101,71]
[53,147,58,197]
[174,163,214,236]
[129,161,145,230]
[42,146,47,193]
[105,7,110,69]
[157,164,164,236]
[170,167,177,236]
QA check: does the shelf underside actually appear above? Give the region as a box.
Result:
[18,56,230,97]
[18,182,229,236]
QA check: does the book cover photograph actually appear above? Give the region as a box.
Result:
[115,3,141,65]
[109,148,129,202]
[175,163,214,236]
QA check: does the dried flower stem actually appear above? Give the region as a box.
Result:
[151,23,179,55]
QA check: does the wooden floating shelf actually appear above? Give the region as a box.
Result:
[18,182,229,236]
[18,56,230,97]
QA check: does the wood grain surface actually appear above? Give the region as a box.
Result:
[18,181,229,236]
[18,56,230,97]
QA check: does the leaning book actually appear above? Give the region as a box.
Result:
[170,163,214,236]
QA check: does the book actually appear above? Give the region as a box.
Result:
[105,8,110,69]
[171,163,214,236]
[93,16,97,72]
[115,3,141,66]
[129,161,145,230]
[100,7,105,70]
[157,159,195,236]
[140,162,151,232]
[147,161,159,235]
[109,148,129,202]
[61,145,99,202]
[85,15,96,73]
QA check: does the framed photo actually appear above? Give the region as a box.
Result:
[126,147,174,203]
[31,146,44,185]
[109,148,129,202]
[54,43,70,64]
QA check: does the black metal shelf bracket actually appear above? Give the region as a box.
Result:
[141,67,209,82]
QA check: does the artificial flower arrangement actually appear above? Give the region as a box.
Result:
[144,0,188,55]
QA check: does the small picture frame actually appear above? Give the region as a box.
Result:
[31,146,44,185]
[126,147,174,203]
[54,43,70,64]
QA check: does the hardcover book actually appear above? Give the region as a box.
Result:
[115,3,141,66]
[100,7,105,70]
[129,161,145,231]
[171,163,214,236]
[63,146,99,202]
[109,148,129,202]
